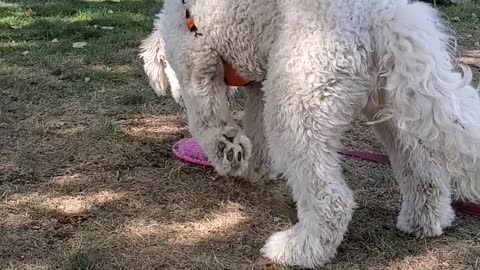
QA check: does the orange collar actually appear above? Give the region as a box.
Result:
[223,62,252,87]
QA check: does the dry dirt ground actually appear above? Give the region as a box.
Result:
[1,1,480,269]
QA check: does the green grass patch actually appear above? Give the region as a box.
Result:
[60,250,97,270]
[27,201,59,218]
[0,0,163,114]
[439,1,480,30]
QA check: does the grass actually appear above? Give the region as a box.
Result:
[27,202,59,218]
[0,0,479,269]
[438,1,480,25]
[60,250,96,270]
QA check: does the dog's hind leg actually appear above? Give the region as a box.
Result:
[374,2,480,203]
[363,93,455,238]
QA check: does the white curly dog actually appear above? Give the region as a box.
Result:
[140,0,480,267]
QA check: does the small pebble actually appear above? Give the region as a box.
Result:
[107,10,114,14]
[51,38,59,43]
[84,77,91,83]
[101,26,115,30]
[474,41,480,48]
[21,51,30,56]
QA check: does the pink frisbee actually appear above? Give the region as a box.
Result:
[172,137,211,167]
[172,137,480,217]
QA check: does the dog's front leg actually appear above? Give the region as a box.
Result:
[240,83,277,182]
[180,50,252,177]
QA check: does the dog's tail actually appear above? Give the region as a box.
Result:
[373,1,480,201]
[139,16,171,97]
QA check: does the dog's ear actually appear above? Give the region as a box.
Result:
[139,30,171,96]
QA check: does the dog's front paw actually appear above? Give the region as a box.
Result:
[210,126,252,176]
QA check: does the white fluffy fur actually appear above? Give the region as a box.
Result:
[141,0,480,267]
[139,21,183,105]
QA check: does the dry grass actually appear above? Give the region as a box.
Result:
[1,0,480,269]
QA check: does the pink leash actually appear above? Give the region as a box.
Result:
[340,150,480,217]
[338,150,390,165]
[337,149,479,217]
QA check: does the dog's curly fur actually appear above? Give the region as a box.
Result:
[140,0,480,267]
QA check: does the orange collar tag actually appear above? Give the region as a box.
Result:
[186,17,196,31]
[185,9,201,36]
[223,62,251,87]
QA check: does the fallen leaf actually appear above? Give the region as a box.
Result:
[72,41,88,48]
[451,16,461,22]
[25,8,33,17]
